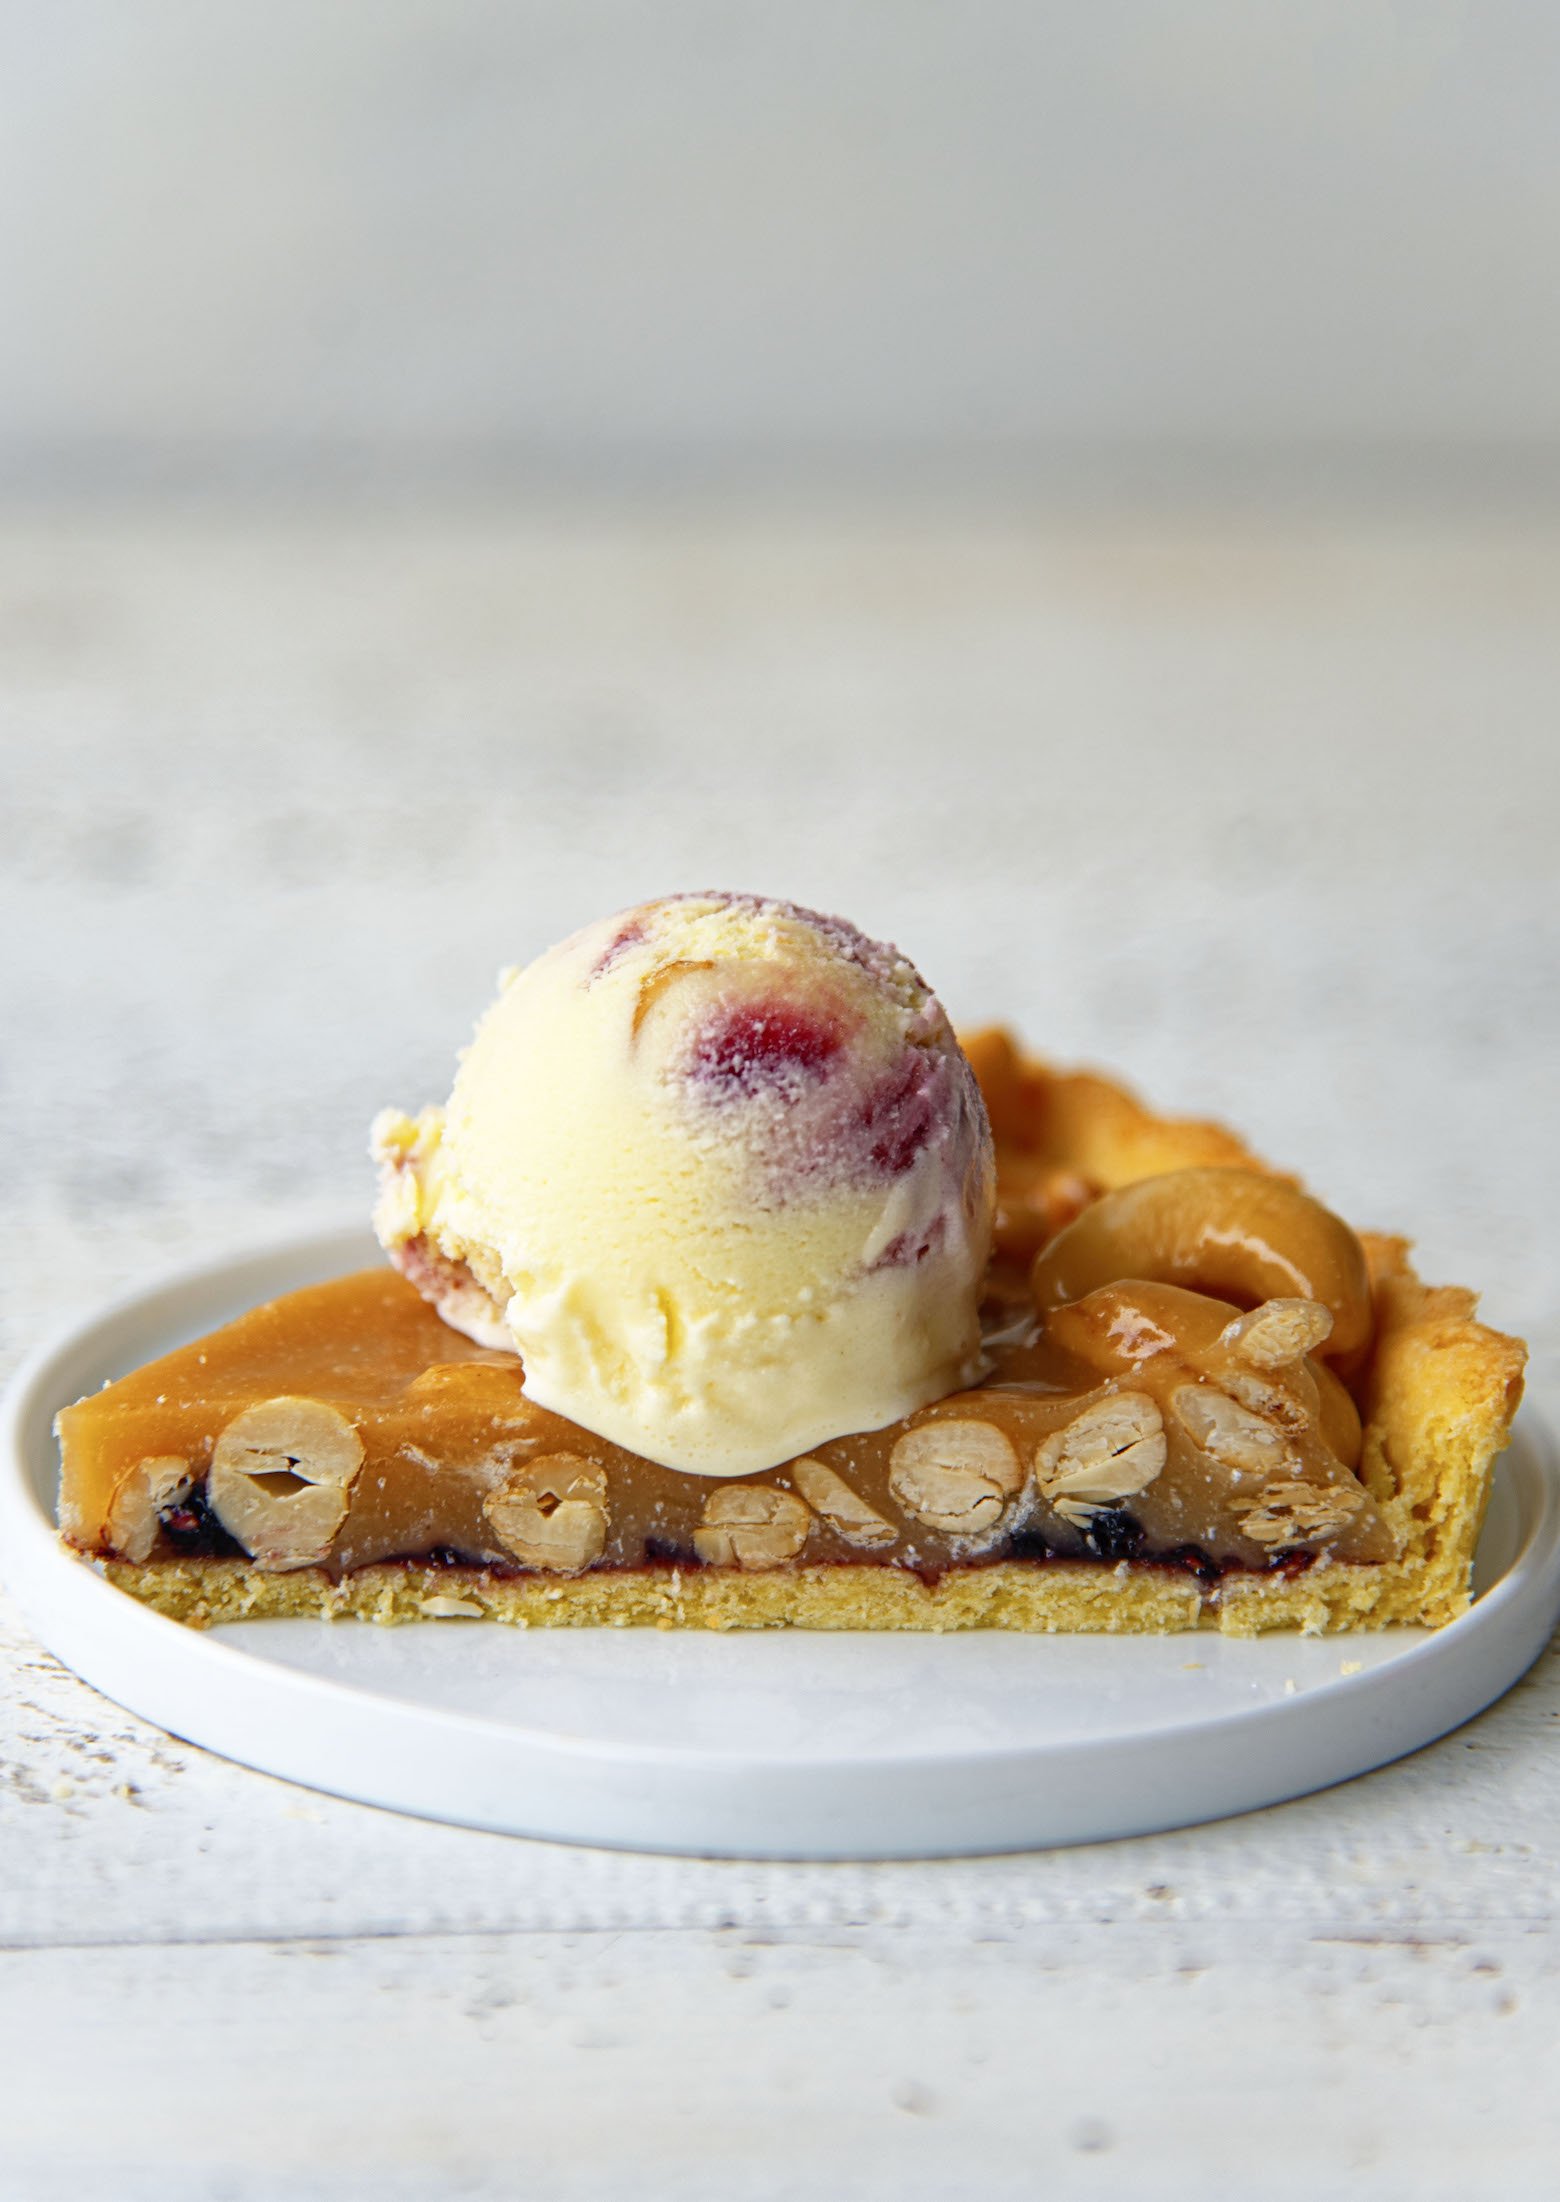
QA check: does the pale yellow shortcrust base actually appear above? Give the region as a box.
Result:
[90,1053,1527,1637]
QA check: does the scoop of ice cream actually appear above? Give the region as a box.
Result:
[372,893,994,1475]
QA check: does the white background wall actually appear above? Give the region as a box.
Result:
[2,1,1559,485]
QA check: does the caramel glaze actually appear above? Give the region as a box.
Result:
[58,1267,1396,1584]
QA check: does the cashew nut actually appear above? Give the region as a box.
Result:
[208,1397,365,1571]
[106,1455,192,1564]
[790,1458,897,1549]
[484,1454,609,1573]
[1218,1365,1318,1436]
[1030,1167,1373,1365]
[1171,1384,1298,1477]
[1234,1478,1365,1549]
[1218,1297,1333,1369]
[693,1485,812,1569]
[888,1420,1023,1538]
[1034,1393,1167,1526]
[1045,1279,1239,1372]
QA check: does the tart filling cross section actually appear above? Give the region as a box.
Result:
[56,1032,1527,1637]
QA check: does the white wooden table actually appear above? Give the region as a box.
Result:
[2,503,1557,2198]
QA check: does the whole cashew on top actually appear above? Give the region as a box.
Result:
[1029,1166,1374,1370]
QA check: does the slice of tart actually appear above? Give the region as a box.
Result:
[56,1023,1526,1637]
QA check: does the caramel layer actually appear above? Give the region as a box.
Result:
[57,1268,1394,1579]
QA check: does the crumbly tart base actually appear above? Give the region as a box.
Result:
[87,1547,1475,1639]
[90,1193,1526,1639]
[95,1553,1210,1634]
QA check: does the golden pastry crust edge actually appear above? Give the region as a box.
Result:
[87,1043,1528,1636]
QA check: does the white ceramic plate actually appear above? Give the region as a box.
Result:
[3,1227,1556,1860]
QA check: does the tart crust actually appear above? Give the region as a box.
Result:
[67,1042,1527,1636]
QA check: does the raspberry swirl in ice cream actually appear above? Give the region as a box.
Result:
[372,893,994,1475]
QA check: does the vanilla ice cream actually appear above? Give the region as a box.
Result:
[372,893,993,1474]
